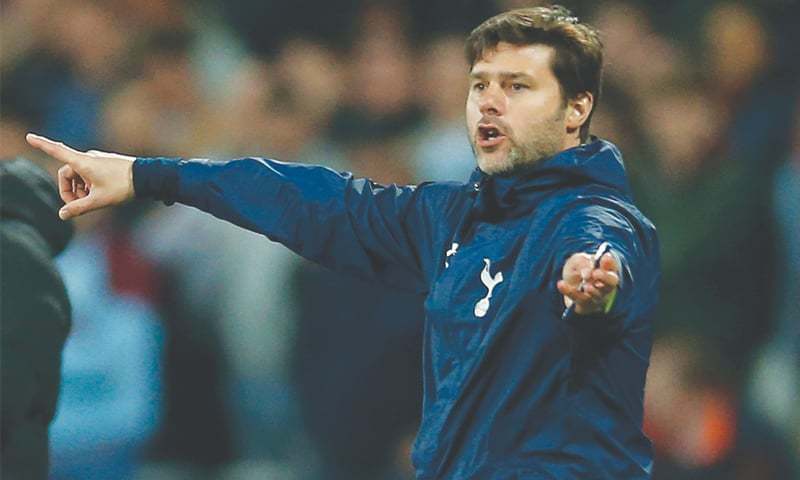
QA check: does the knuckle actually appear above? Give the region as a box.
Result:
[74,158,91,173]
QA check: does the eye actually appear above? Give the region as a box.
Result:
[511,83,528,91]
[472,82,486,91]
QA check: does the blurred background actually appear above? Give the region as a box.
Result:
[1,0,798,478]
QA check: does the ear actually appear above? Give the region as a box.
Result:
[565,92,594,134]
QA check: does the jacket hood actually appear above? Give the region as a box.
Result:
[468,138,632,219]
[0,158,73,256]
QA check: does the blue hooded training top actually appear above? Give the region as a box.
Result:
[134,138,659,479]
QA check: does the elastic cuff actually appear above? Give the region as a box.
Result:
[133,157,181,205]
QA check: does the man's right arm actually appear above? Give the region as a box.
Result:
[26,134,457,293]
[134,156,445,291]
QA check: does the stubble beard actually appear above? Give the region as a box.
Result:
[472,109,566,176]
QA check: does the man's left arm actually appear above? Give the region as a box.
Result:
[552,203,659,333]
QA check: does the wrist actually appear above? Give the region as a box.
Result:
[126,160,135,201]
[572,287,617,315]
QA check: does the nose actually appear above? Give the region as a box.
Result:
[479,84,506,116]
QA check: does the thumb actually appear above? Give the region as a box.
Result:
[59,195,98,220]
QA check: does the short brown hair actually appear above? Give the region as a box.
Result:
[465,5,603,142]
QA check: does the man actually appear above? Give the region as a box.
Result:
[27,5,659,479]
[1,158,73,479]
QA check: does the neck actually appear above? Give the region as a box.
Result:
[562,134,582,150]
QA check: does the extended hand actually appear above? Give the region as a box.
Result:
[557,250,620,315]
[26,134,136,220]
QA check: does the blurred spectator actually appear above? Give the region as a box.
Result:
[748,100,800,459]
[0,158,73,480]
[133,210,238,476]
[703,2,769,101]
[274,39,346,129]
[41,0,132,149]
[645,335,798,479]
[701,2,796,167]
[411,34,476,182]
[101,28,219,156]
[327,5,424,185]
[592,1,688,101]
[112,0,189,34]
[0,0,57,69]
[626,76,769,366]
[636,81,724,181]
[616,2,795,376]
[292,261,424,480]
[132,201,303,477]
[48,210,163,480]
[351,4,415,117]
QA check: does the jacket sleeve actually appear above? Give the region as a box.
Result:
[550,200,660,336]
[133,157,457,293]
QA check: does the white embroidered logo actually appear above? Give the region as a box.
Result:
[474,258,503,318]
[444,242,459,268]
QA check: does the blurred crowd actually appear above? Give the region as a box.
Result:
[1,0,798,479]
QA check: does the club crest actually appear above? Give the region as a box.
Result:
[474,258,503,317]
[444,242,459,268]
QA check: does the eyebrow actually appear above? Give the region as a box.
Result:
[469,71,535,82]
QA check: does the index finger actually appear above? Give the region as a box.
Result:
[26,133,81,164]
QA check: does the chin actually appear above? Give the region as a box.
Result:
[477,153,513,176]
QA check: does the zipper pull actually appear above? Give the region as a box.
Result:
[471,176,487,195]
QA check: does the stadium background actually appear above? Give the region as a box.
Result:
[1,0,798,478]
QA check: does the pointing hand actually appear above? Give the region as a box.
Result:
[26,134,136,220]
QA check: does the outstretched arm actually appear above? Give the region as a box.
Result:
[549,201,659,334]
[27,134,454,293]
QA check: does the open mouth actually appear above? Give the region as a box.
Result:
[477,124,506,148]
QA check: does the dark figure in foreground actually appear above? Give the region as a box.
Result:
[27,6,660,479]
[1,158,73,479]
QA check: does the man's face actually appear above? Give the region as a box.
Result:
[466,42,569,175]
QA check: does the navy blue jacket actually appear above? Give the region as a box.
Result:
[134,139,659,479]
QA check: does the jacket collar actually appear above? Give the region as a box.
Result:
[466,138,631,220]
